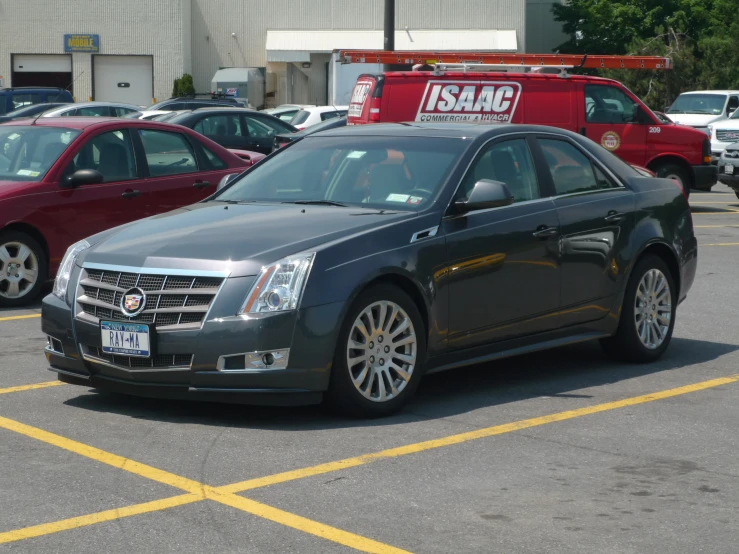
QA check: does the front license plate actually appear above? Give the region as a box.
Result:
[725,163,734,175]
[100,321,151,358]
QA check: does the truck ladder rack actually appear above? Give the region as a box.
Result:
[336,50,672,70]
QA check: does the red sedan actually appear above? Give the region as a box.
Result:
[0,117,249,306]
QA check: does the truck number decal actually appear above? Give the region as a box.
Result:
[649,127,661,134]
[415,80,523,124]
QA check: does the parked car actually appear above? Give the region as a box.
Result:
[666,91,739,134]
[707,109,739,159]
[716,145,739,196]
[291,106,348,130]
[41,102,142,118]
[151,110,192,122]
[148,97,240,111]
[273,116,347,151]
[43,123,696,417]
[168,108,296,155]
[0,117,249,306]
[0,103,70,123]
[0,87,74,116]
[125,110,173,120]
[263,104,316,123]
[346,66,716,193]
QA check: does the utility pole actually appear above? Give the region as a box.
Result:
[384,0,395,71]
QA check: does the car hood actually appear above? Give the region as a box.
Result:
[668,113,722,127]
[82,202,415,277]
[710,119,739,131]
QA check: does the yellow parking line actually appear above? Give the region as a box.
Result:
[701,242,739,246]
[221,373,739,494]
[690,201,739,204]
[0,415,408,553]
[0,313,41,322]
[0,381,64,395]
[0,494,200,545]
[1,374,737,549]
[694,224,739,228]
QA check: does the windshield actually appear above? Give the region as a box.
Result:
[215,135,466,211]
[0,126,80,181]
[290,110,311,125]
[668,94,726,115]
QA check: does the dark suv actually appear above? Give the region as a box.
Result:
[0,87,74,115]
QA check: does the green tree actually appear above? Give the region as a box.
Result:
[552,0,739,109]
[171,74,196,98]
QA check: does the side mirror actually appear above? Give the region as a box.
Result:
[728,107,737,116]
[454,179,514,214]
[60,169,104,189]
[217,173,239,191]
[635,105,653,125]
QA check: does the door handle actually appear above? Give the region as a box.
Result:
[121,189,141,199]
[193,180,211,190]
[533,225,559,239]
[604,211,626,223]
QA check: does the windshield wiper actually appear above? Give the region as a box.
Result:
[283,200,348,207]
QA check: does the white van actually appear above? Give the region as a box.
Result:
[666,90,739,135]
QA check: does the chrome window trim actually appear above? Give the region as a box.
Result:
[82,262,230,278]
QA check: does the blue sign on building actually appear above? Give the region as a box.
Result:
[64,34,100,53]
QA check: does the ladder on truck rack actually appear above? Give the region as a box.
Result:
[336,50,672,70]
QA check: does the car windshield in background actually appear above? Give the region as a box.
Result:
[215,135,465,210]
[668,94,725,115]
[290,110,311,125]
[0,126,80,181]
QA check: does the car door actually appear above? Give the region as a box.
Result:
[54,128,146,240]
[581,83,648,166]
[133,127,227,215]
[443,136,562,350]
[242,114,295,154]
[536,136,635,327]
[192,113,246,150]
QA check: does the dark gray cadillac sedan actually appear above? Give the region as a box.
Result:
[43,123,697,417]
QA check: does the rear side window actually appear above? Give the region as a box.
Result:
[246,116,292,136]
[539,139,619,195]
[77,105,110,117]
[321,111,339,121]
[138,130,198,176]
[11,93,42,112]
[200,144,228,170]
[194,114,243,137]
[291,111,310,125]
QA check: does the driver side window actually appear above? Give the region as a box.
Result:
[460,138,540,204]
[65,129,137,183]
[585,85,638,124]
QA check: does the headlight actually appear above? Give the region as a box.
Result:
[240,252,315,314]
[53,239,90,299]
[707,125,714,136]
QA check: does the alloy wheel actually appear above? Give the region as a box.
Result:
[0,241,39,300]
[634,268,672,350]
[346,300,417,402]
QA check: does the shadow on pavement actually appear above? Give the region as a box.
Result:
[61,336,739,431]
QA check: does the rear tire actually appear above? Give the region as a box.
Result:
[600,254,676,363]
[0,231,47,307]
[327,284,426,418]
[654,163,690,197]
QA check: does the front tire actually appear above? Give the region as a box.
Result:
[0,231,47,307]
[601,254,676,362]
[327,284,426,418]
[654,163,690,197]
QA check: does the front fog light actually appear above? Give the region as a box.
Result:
[217,349,290,371]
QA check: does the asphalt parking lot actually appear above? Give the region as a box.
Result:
[1,185,738,554]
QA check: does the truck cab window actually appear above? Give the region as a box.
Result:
[585,85,638,124]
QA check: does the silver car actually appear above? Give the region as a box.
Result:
[42,102,142,118]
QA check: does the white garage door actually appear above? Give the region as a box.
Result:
[93,56,153,106]
[13,54,72,73]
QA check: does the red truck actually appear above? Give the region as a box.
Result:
[341,50,715,194]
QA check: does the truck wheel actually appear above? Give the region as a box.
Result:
[654,163,690,196]
[0,231,48,307]
[326,284,426,418]
[600,254,676,363]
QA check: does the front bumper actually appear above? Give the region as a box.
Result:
[717,158,739,187]
[41,290,344,406]
[692,164,718,190]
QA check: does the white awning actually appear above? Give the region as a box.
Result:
[266,30,518,62]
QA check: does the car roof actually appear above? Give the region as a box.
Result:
[679,90,739,95]
[49,101,142,109]
[301,106,348,113]
[190,107,254,113]
[312,122,579,139]
[4,117,166,130]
